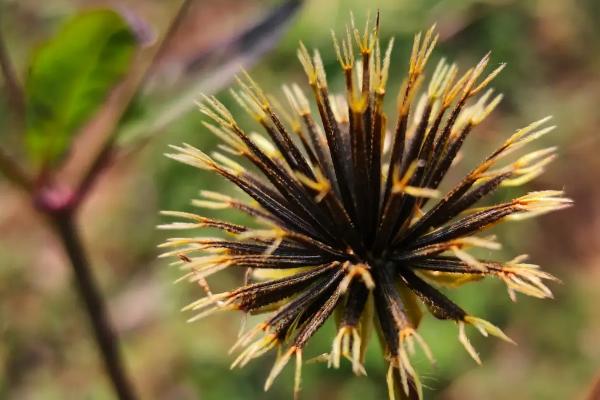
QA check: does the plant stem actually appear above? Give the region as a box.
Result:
[72,0,193,199]
[34,4,194,396]
[50,211,137,400]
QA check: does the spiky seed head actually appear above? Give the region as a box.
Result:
[160,12,571,400]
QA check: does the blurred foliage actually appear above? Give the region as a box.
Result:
[25,9,136,167]
[118,0,302,145]
[1,0,600,399]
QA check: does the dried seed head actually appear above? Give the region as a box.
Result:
[160,11,571,400]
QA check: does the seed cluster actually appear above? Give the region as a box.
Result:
[160,13,570,400]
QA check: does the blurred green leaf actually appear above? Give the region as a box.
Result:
[25,9,137,167]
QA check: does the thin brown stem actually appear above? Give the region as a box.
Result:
[50,211,138,400]
[139,0,193,87]
[33,5,196,395]
[73,0,192,200]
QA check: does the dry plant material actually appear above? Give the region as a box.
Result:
[160,12,571,400]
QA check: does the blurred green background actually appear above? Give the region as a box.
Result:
[1,0,599,399]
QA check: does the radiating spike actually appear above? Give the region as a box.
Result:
[264,346,297,391]
[458,321,481,364]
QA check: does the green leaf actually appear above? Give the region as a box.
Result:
[25,9,137,167]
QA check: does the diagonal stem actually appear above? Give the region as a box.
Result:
[50,211,137,400]
[72,0,193,201]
